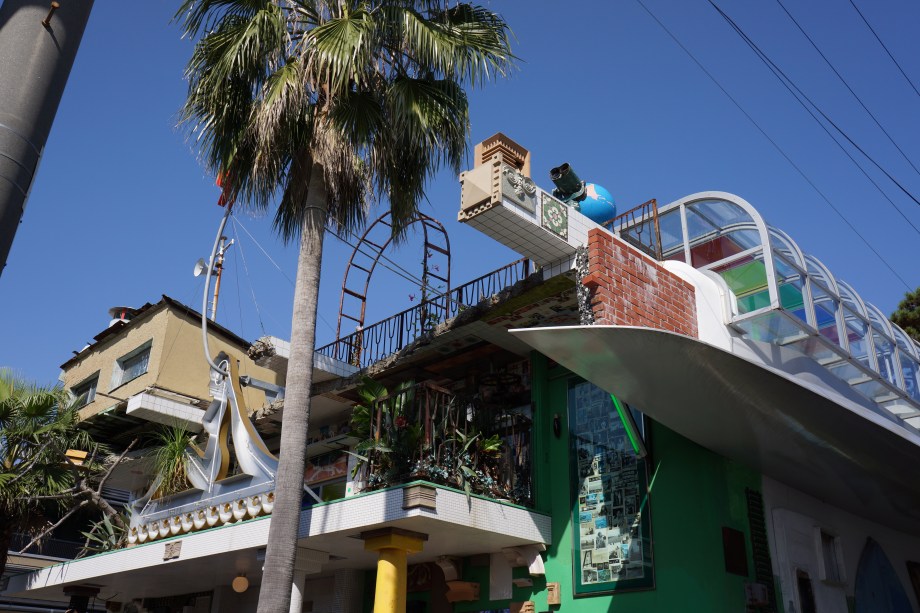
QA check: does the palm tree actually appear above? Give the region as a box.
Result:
[0,369,93,577]
[176,1,514,610]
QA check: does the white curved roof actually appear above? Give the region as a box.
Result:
[624,191,920,426]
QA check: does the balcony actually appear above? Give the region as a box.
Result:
[317,258,534,370]
[351,380,533,506]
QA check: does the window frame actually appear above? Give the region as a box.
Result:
[815,527,846,585]
[72,372,99,407]
[110,341,152,390]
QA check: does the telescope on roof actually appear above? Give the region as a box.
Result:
[550,163,587,204]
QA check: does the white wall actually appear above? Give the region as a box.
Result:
[764,477,920,612]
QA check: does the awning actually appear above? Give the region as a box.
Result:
[512,325,920,535]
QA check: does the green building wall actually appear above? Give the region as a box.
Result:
[479,353,765,612]
[366,354,769,612]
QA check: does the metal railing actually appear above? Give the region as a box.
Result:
[10,533,83,559]
[318,258,532,369]
[603,199,662,260]
[356,381,532,504]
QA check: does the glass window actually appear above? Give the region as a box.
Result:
[711,253,770,315]
[112,342,151,388]
[568,380,653,594]
[842,308,872,371]
[774,256,808,325]
[819,530,845,583]
[811,285,842,347]
[733,311,805,343]
[870,329,899,388]
[897,351,920,403]
[72,374,98,407]
[657,209,685,260]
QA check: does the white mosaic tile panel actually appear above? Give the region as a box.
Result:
[463,182,610,270]
[126,393,204,432]
[314,351,358,378]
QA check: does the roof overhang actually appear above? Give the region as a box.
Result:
[511,325,920,535]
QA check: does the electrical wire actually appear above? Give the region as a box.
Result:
[848,0,920,102]
[327,229,467,310]
[775,0,920,180]
[632,0,912,290]
[231,220,266,336]
[230,225,250,338]
[231,215,337,335]
[707,0,920,238]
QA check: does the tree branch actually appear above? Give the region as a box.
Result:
[94,437,139,495]
[20,490,78,502]
[16,499,89,554]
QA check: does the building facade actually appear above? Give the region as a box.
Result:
[5,135,920,613]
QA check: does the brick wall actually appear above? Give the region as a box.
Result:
[581,228,698,337]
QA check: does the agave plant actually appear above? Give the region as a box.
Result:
[79,512,129,556]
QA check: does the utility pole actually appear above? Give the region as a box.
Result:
[0,0,94,277]
[209,236,234,321]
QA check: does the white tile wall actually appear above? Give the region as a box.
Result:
[126,393,205,432]
[462,188,611,268]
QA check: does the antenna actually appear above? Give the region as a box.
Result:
[193,237,234,321]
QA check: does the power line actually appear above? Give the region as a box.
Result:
[775,0,920,180]
[231,215,337,336]
[231,220,266,337]
[707,0,920,238]
[631,0,912,290]
[327,229,461,307]
[847,0,920,103]
[326,223,492,322]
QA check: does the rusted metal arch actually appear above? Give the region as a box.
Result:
[335,211,451,341]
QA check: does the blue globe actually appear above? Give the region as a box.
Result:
[578,183,617,224]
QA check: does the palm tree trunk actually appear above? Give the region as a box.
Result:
[257,161,328,613]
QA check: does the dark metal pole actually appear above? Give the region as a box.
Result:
[0,0,94,277]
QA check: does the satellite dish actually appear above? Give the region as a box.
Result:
[193,258,210,278]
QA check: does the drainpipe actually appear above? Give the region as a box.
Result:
[0,0,94,277]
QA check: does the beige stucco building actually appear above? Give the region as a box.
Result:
[61,296,283,433]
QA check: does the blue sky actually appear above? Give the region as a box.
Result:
[2,0,918,385]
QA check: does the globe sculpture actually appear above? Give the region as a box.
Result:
[577,183,617,224]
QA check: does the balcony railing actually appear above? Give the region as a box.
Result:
[318,258,533,369]
[604,199,662,260]
[353,380,533,505]
[10,533,83,559]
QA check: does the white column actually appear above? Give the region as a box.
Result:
[290,568,308,613]
[288,548,329,613]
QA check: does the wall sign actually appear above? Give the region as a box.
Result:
[568,380,654,595]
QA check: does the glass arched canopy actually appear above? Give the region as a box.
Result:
[645,192,920,424]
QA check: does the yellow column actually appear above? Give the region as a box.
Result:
[363,529,427,613]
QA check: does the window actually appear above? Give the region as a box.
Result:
[817,529,846,584]
[111,342,151,389]
[72,374,98,407]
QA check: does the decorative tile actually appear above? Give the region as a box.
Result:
[541,193,568,240]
